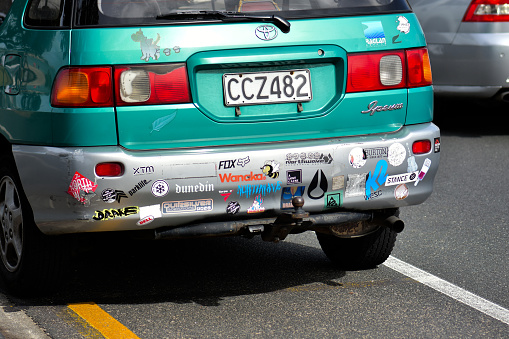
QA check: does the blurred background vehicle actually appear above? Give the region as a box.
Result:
[409,0,509,102]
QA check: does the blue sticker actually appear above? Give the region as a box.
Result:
[365,159,388,197]
[281,186,305,210]
[363,21,386,47]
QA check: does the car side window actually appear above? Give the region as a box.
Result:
[0,0,13,26]
[24,0,69,27]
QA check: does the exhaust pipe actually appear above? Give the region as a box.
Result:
[495,91,509,102]
[382,215,405,233]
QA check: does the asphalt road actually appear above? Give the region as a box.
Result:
[1,98,508,338]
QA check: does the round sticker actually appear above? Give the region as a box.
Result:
[394,184,409,200]
[101,188,116,203]
[151,180,169,197]
[349,147,366,168]
[388,143,406,167]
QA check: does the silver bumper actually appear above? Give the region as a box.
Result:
[13,123,440,235]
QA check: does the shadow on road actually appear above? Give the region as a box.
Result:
[4,235,349,307]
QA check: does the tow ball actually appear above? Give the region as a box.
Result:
[261,196,310,242]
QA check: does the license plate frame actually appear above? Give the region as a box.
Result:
[223,69,312,107]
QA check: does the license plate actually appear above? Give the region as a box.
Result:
[223,69,312,106]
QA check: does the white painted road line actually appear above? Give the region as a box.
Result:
[385,256,509,325]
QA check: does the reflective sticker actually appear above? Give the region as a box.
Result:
[131,29,160,62]
[151,111,177,133]
[345,173,367,197]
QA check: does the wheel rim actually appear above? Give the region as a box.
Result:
[0,176,24,272]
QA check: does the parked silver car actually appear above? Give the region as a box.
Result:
[409,0,509,101]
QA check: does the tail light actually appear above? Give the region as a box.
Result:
[463,0,509,22]
[347,48,432,93]
[51,64,191,108]
[95,162,124,177]
[51,67,113,107]
[407,48,433,87]
[412,140,432,154]
[115,64,191,106]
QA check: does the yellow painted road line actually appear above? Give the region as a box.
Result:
[68,302,140,339]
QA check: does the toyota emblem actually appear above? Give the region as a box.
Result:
[255,25,278,41]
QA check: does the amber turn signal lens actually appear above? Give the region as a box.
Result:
[51,67,113,107]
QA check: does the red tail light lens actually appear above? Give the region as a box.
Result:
[51,67,113,107]
[347,51,406,93]
[347,48,432,93]
[463,0,509,22]
[115,64,191,106]
[52,64,191,107]
[412,140,432,154]
[406,48,433,88]
[95,162,124,177]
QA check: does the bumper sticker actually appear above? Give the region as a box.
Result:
[345,173,367,198]
[162,199,213,214]
[394,184,409,200]
[414,158,431,186]
[281,186,305,210]
[385,172,418,186]
[67,172,98,203]
[388,143,406,167]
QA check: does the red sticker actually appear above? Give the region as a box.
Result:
[67,172,98,203]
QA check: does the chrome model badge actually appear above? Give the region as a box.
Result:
[361,100,404,116]
[255,25,278,41]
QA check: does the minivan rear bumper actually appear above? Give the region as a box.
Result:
[13,122,440,235]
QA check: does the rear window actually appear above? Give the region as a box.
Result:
[75,0,411,27]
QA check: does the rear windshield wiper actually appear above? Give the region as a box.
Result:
[156,11,291,33]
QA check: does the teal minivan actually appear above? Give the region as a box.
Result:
[0,0,439,294]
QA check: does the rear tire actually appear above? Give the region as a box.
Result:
[0,156,68,296]
[316,226,397,270]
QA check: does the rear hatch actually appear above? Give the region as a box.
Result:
[71,0,425,150]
